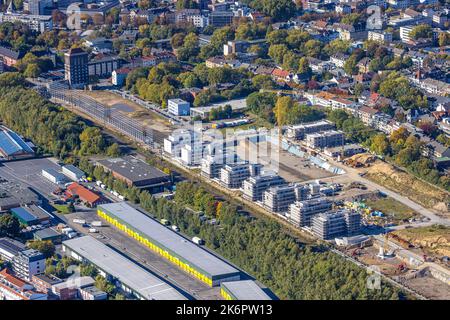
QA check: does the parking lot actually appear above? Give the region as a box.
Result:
[0,158,63,198]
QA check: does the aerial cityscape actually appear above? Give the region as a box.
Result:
[0,0,448,306]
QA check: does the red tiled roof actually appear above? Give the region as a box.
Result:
[271,68,290,78]
[0,268,27,288]
[66,183,100,204]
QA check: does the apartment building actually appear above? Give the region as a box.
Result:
[64,47,89,88]
[263,184,298,213]
[220,163,261,189]
[164,129,202,159]
[241,173,285,201]
[12,249,46,281]
[311,210,361,240]
[0,237,26,262]
[305,130,344,149]
[201,153,239,178]
[289,198,333,227]
[368,30,393,43]
[0,13,53,33]
[286,120,335,140]
[0,269,47,300]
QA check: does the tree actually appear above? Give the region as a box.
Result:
[438,32,450,47]
[24,63,41,78]
[27,240,55,258]
[268,44,289,65]
[95,275,115,294]
[409,24,432,39]
[79,127,106,155]
[370,134,390,155]
[107,143,121,157]
[0,214,20,237]
[80,263,98,277]
[273,96,294,126]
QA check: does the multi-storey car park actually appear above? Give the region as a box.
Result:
[220,280,272,300]
[97,202,241,287]
[62,235,187,300]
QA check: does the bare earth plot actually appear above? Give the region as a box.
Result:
[403,276,450,300]
[364,161,450,216]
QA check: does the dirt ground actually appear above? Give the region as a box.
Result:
[403,276,450,300]
[393,225,450,258]
[363,161,450,215]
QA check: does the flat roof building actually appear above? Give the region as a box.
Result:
[263,184,298,213]
[242,173,285,202]
[168,98,190,116]
[42,168,66,185]
[97,202,240,287]
[311,209,361,240]
[220,280,272,300]
[306,130,344,149]
[0,237,26,262]
[12,249,46,281]
[286,120,335,140]
[62,164,85,181]
[289,198,333,227]
[97,156,170,193]
[63,236,187,300]
[10,205,52,226]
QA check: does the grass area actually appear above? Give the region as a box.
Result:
[53,204,72,214]
[365,197,419,222]
[396,224,450,238]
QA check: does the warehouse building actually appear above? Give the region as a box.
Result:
[10,205,52,226]
[62,235,187,300]
[220,280,272,300]
[97,156,171,193]
[242,173,285,201]
[42,168,66,185]
[289,198,333,227]
[65,182,105,207]
[306,130,344,149]
[62,165,85,181]
[0,126,35,160]
[97,202,241,287]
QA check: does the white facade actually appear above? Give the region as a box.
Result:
[0,13,52,33]
[168,99,190,116]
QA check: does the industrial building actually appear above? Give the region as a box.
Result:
[286,120,335,140]
[168,98,190,116]
[0,126,35,160]
[10,205,52,226]
[97,202,241,287]
[33,228,62,244]
[219,163,262,189]
[62,164,85,181]
[305,130,344,149]
[242,173,285,201]
[220,280,272,300]
[97,156,170,192]
[42,168,66,184]
[62,236,187,300]
[289,198,333,227]
[263,184,299,213]
[65,182,105,207]
[12,249,46,281]
[311,209,361,240]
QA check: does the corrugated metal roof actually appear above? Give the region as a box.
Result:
[98,202,240,279]
[222,280,272,300]
[0,129,34,156]
[62,236,187,300]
